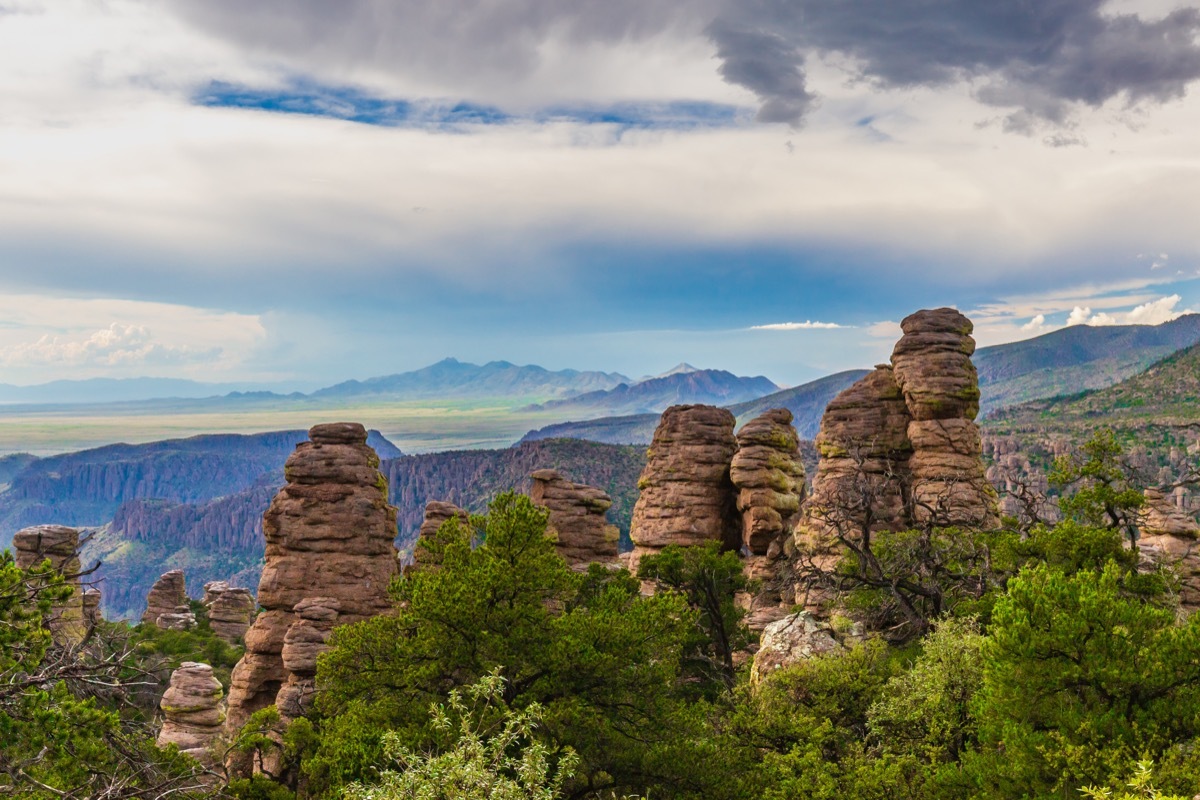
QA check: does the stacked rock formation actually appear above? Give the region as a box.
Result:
[405,500,470,575]
[890,308,997,528]
[202,581,256,643]
[1139,488,1200,610]
[223,422,398,755]
[730,409,807,630]
[629,405,740,574]
[83,588,102,626]
[275,598,341,721]
[13,525,86,644]
[142,570,192,628]
[157,662,225,765]
[530,469,620,570]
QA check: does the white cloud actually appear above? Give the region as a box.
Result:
[1086,294,1191,326]
[1021,313,1047,332]
[750,320,848,330]
[1066,306,1093,326]
[0,294,267,382]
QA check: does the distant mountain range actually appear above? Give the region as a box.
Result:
[525,369,779,417]
[0,377,317,405]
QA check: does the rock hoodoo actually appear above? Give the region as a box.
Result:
[530,469,620,570]
[13,525,86,644]
[730,409,807,630]
[202,581,256,644]
[143,570,190,628]
[629,405,740,574]
[405,500,470,575]
[1139,488,1200,610]
[795,308,998,612]
[157,662,225,765]
[223,422,398,751]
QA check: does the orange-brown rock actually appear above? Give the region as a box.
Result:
[157,662,224,765]
[13,525,86,644]
[629,405,740,574]
[275,597,341,721]
[143,570,189,627]
[730,409,806,630]
[1139,488,1200,610]
[223,422,398,753]
[405,500,470,575]
[891,309,997,528]
[530,469,619,570]
[203,581,256,644]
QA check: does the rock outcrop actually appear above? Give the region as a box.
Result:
[142,570,190,628]
[157,662,225,765]
[13,525,86,644]
[530,469,620,570]
[730,409,806,630]
[629,405,740,574]
[203,581,256,644]
[275,598,341,721]
[1139,488,1200,610]
[795,309,999,614]
[405,500,470,575]
[83,588,102,626]
[891,309,996,528]
[223,422,398,755]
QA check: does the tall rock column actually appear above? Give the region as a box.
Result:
[530,469,620,570]
[203,582,256,644]
[158,662,225,766]
[143,570,193,629]
[730,409,807,630]
[629,405,740,576]
[890,308,998,528]
[223,422,399,749]
[13,525,86,644]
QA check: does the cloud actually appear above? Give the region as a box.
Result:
[164,0,1200,129]
[1086,293,1192,325]
[0,323,220,368]
[1021,313,1048,332]
[750,320,848,330]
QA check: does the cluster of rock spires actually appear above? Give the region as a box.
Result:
[223,422,398,774]
[13,525,88,644]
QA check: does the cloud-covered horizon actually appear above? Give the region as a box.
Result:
[1,1,1199,386]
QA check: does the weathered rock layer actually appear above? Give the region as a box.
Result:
[157,662,225,764]
[530,469,620,570]
[223,422,398,754]
[143,570,190,628]
[203,581,256,643]
[13,525,86,643]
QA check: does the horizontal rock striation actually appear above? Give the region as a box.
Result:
[13,525,86,643]
[530,469,620,570]
[203,581,256,644]
[629,405,740,574]
[157,662,225,765]
[224,422,398,767]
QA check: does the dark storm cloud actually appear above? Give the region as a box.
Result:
[169,0,1200,127]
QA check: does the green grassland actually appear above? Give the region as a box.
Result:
[0,396,570,456]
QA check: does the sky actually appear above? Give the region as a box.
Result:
[1,0,1200,389]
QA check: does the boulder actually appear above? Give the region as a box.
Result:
[13,525,86,644]
[223,422,398,764]
[749,612,842,685]
[143,570,188,628]
[530,469,620,570]
[629,405,740,575]
[157,662,225,764]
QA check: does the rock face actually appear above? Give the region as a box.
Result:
[795,308,998,612]
[405,500,470,575]
[1139,488,1200,610]
[275,598,341,721]
[223,422,398,756]
[157,662,225,764]
[629,405,740,574]
[730,409,807,630]
[530,469,620,570]
[749,612,842,685]
[891,309,996,528]
[83,588,102,626]
[12,525,85,644]
[203,581,256,644]
[143,570,190,628]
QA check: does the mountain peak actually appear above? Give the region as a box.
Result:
[658,363,700,378]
